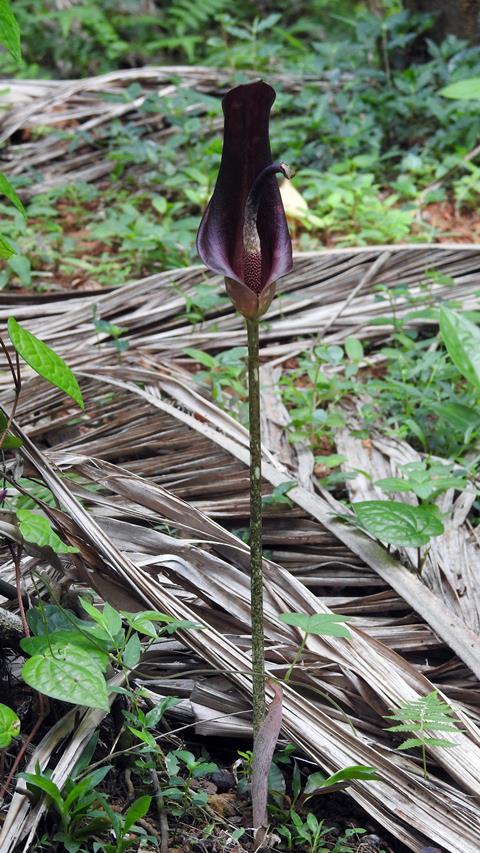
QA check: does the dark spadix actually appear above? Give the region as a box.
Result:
[196,81,293,318]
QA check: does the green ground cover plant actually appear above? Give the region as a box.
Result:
[1,4,480,292]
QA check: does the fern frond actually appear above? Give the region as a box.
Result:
[167,0,228,36]
[384,691,462,779]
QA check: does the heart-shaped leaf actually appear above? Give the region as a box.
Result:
[22,645,109,709]
[353,501,444,547]
[0,703,20,748]
[16,509,78,554]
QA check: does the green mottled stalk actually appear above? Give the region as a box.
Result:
[246,316,265,735]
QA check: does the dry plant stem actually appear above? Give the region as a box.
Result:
[8,542,29,637]
[0,336,21,450]
[150,767,169,853]
[246,316,265,736]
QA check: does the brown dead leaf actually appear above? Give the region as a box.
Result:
[207,792,237,817]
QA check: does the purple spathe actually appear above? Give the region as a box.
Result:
[196,80,292,318]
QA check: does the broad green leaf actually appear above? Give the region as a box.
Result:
[375,477,413,494]
[79,597,107,626]
[22,645,109,709]
[27,604,103,640]
[21,632,109,671]
[63,766,112,811]
[16,509,79,554]
[183,347,217,368]
[439,306,480,392]
[268,761,286,794]
[434,402,480,436]
[0,411,22,449]
[145,697,181,729]
[305,765,380,793]
[353,501,444,547]
[0,234,14,259]
[314,453,346,468]
[0,173,25,217]
[0,0,21,62]
[102,602,123,638]
[440,78,480,100]
[19,772,64,813]
[345,336,364,362]
[8,254,31,287]
[1,432,22,449]
[124,795,152,833]
[122,633,141,669]
[278,612,351,637]
[8,317,84,409]
[0,703,20,748]
[128,726,157,749]
[124,614,157,638]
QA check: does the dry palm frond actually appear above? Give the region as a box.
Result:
[2,246,480,850]
[0,65,352,200]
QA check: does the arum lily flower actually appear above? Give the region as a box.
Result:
[196,80,293,318]
[196,80,293,758]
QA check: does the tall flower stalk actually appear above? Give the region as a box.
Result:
[197,81,292,733]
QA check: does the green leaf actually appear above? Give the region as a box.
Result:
[19,772,64,813]
[7,317,84,409]
[79,597,107,626]
[314,453,346,468]
[20,632,109,671]
[183,347,217,368]
[0,703,20,748]
[0,173,25,217]
[27,603,101,639]
[0,234,15,259]
[440,77,480,100]
[22,645,109,709]
[0,411,22,449]
[278,612,351,638]
[128,727,156,749]
[124,795,152,833]
[122,633,141,669]
[0,0,21,62]
[352,501,444,547]
[8,254,31,287]
[305,764,380,793]
[64,766,112,811]
[434,402,480,436]
[345,336,364,362]
[375,477,413,494]
[439,306,480,392]
[124,614,157,638]
[396,737,424,750]
[164,618,203,634]
[144,696,181,729]
[102,602,122,638]
[1,432,22,449]
[16,509,79,554]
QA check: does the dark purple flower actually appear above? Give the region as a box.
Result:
[196,81,293,318]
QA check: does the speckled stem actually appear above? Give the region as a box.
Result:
[246,315,265,735]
